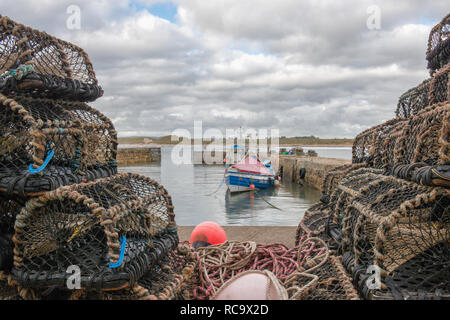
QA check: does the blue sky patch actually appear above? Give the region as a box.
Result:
[130,1,178,23]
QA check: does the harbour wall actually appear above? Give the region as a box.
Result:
[117,147,161,166]
[279,155,350,191]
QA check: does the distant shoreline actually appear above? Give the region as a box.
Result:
[118,137,354,148]
[118,143,353,148]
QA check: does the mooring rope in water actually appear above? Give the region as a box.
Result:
[252,189,283,211]
[203,176,226,196]
[193,237,329,300]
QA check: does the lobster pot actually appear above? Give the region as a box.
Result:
[396,79,431,118]
[352,119,405,167]
[0,15,102,101]
[295,203,331,246]
[352,102,449,171]
[426,13,450,74]
[429,62,450,103]
[11,173,178,291]
[285,255,359,300]
[0,198,21,273]
[395,63,449,118]
[321,163,369,202]
[98,243,199,300]
[330,172,449,300]
[0,94,117,198]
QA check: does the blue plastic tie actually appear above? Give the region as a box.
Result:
[109,236,126,269]
[28,150,54,173]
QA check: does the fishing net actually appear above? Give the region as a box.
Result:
[426,13,450,74]
[0,93,118,198]
[11,173,178,293]
[352,102,449,172]
[325,170,449,300]
[0,15,102,102]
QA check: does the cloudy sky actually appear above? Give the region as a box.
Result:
[1,1,448,138]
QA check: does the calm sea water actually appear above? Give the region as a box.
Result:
[119,146,351,226]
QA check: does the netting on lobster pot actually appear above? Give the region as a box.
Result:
[396,79,431,118]
[352,118,406,167]
[295,203,331,246]
[0,197,22,273]
[285,251,360,300]
[337,174,449,300]
[321,163,369,203]
[353,102,449,171]
[11,173,178,293]
[426,13,450,75]
[429,62,449,103]
[0,15,102,102]
[393,102,448,168]
[0,94,118,198]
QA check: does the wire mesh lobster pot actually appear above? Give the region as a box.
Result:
[352,102,449,173]
[328,171,449,300]
[0,15,102,102]
[426,13,450,75]
[11,173,178,292]
[0,93,118,198]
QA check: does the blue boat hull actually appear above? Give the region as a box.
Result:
[225,171,274,193]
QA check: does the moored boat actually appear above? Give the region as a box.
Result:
[225,155,275,193]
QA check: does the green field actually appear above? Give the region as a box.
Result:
[118,135,354,146]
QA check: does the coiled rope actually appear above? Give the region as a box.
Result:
[193,236,329,300]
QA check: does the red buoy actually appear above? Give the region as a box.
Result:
[249,184,255,190]
[190,221,227,249]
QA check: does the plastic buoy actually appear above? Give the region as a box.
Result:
[249,184,255,190]
[190,221,227,249]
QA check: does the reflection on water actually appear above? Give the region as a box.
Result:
[119,146,325,226]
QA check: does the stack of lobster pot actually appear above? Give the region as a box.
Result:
[0,15,179,300]
[297,13,449,300]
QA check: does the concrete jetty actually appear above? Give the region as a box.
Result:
[279,155,350,191]
[178,226,297,247]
